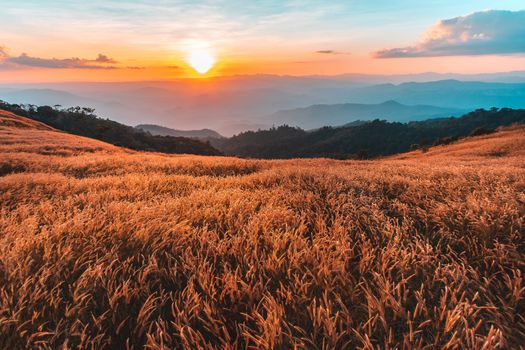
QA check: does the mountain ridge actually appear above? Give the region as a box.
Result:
[266,100,466,129]
[136,124,224,140]
[213,108,525,159]
[3,78,525,135]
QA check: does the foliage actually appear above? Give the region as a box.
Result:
[212,108,525,159]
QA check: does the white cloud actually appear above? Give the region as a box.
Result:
[375,10,525,58]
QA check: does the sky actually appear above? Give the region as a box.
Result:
[0,0,524,82]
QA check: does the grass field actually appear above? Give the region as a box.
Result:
[1,109,524,349]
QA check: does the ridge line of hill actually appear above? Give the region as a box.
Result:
[0,102,222,156]
[1,107,525,162]
[1,100,524,160]
[211,108,525,159]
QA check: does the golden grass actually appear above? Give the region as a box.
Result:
[0,110,55,131]
[1,112,524,349]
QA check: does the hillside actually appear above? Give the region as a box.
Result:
[0,102,221,156]
[394,123,525,160]
[266,100,464,129]
[136,123,223,140]
[1,110,524,348]
[213,108,525,159]
[0,109,55,130]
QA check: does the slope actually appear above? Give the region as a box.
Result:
[393,124,525,160]
[0,110,524,349]
[0,109,55,130]
[0,103,222,156]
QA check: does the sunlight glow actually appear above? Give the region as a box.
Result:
[187,49,215,74]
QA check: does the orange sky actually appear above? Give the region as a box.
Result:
[1,54,525,83]
[1,2,524,82]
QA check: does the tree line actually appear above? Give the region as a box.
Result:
[0,102,221,156]
[2,101,524,159]
[211,108,525,159]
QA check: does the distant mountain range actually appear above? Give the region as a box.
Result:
[342,80,525,109]
[137,100,463,135]
[266,100,465,130]
[328,71,525,84]
[2,74,525,135]
[0,88,105,109]
[136,124,223,140]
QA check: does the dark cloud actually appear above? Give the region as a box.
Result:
[375,10,525,58]
[95,54,118,64]
[2,52,118,69]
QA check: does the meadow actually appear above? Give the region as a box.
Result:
[1,110,524,349]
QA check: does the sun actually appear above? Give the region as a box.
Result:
[187,49,215,74]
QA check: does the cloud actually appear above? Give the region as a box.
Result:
[0,46,8,58]
[3,52,118,69]
[315,50,349,55]
[94,54,117,64]
[0,46,19,70]
[375,10,525,58]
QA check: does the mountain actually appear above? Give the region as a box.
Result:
[0,102,221,156]
[266,100,465,129]
[346,80,525,109]
[2,77,525,135]
[212,108,525,159]
[136,124,223,140]
[331,71,525,84]
[0,88,97,108]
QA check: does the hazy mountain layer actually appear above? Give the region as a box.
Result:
[136,124,223,140]
[267,100,465,129]
[2,75,525,135]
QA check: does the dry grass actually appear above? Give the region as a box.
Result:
[1,111,524,349]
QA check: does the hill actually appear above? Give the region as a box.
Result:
[0,109,55,130]
[213,108,525,159]
[394,123,525,160]
[0,109,524,348]
[136,123,223,140]
[0,101,221,156]
[266,100,465,129]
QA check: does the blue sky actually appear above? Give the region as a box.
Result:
[2,0,524,50]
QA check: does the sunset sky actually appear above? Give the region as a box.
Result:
[1,0,524,82]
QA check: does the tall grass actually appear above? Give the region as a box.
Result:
[1,117,524,349]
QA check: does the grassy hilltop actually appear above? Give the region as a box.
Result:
[1,109,524,349]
